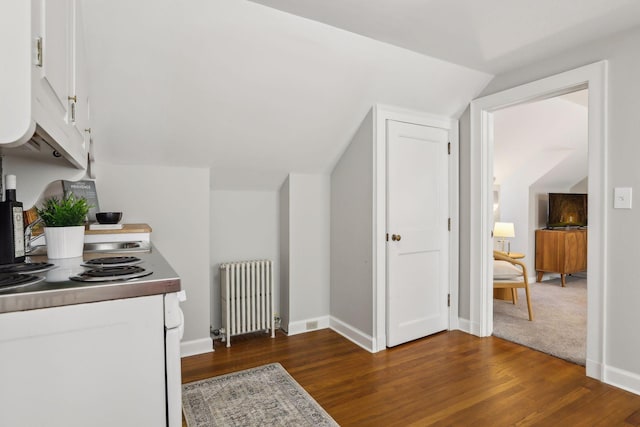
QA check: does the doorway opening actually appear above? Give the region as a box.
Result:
[491,89,588,365]
[469,61,607,380]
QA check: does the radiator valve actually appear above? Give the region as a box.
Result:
[273,315,281,330]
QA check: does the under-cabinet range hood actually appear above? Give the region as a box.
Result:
[0,123,86,170]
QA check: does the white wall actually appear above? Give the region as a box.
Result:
[460,25,640,387]
[279,173,331,335]
[209,190,279,330]
[330,111,374,341]
[2,156,86,208]
[94,163,212,355]
[3,157,213,354]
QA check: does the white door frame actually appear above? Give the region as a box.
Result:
[372,104,459,352]
[469,61,608,380]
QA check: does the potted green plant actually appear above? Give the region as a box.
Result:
[37,194,91,259]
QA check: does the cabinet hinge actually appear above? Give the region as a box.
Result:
[35,37,43,67]
[448,218,451,231]
[386,233,389,242]
[447,294,451,307]
[70,101,76,123]
[447,142,451,155]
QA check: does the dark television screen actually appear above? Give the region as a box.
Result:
[547,193,587,228]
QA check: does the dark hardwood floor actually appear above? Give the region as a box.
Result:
[182,329,640,426]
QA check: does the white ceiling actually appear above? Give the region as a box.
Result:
[80,1,639,191]
[80,0,490,190]
[250,0,640,74]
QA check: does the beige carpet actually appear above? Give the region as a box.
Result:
[182,363,339,427]
[493,274,587,365]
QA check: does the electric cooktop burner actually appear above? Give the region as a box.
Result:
[82,256,142,267]
[0,262,56,275]
[70,265,152,282]
[0,273,45,291]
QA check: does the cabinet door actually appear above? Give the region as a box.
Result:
[0,2,32,145]
[564,230,587,273]
[535,230,560,272]
[71,0,89,145]
[31,0,88,169]
[41,0,72,115]
[0,296,167,426]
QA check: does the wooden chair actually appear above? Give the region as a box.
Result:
[493,251,534,321]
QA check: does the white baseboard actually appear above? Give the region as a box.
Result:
[457,317,472,334]
[329,316,375,352]
[180,337,214,358]
[604,364,640,396]
[457,317,483,336]
[286,315,330,336]
[586,359,603,381]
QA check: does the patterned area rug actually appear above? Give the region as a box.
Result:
[493,274,587,365]
[182,363,339,427]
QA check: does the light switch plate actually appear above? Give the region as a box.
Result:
[614,187,632,209]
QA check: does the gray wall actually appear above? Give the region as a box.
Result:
[571,177,589,193]
[330,110,374,335]
[278,177,290,331]
[458,107,472,319]
[459,26,640,375]
[209,190,280,330]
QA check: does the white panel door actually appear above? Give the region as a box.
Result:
[386,120,449,347]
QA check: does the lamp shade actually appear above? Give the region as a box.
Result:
[493,222,515,238]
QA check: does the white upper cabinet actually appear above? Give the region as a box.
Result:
[72,2,91,146]
[40,0,71,115]
[0,0,89,169]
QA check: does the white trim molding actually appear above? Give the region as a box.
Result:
[180,337,214,358]
[330,316,375,352]
[286,315,331,336]
[372,104,460,352]
[456,317,473,335]
[604,365,640,396]
[469,61,608,381]
[286,316,377,353]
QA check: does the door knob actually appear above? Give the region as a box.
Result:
[391,234,402,241]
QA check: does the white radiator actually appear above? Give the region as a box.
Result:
[219,259,275,347]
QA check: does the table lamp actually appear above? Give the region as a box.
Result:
[493,222,515,254]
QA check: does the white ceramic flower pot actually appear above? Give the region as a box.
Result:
[44,226,85,259]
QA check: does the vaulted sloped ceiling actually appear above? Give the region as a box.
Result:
[250,0,640,74]
[80,0,491,190]
[493,92,588,190]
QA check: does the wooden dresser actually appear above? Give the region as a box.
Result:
[535,228,587,286]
